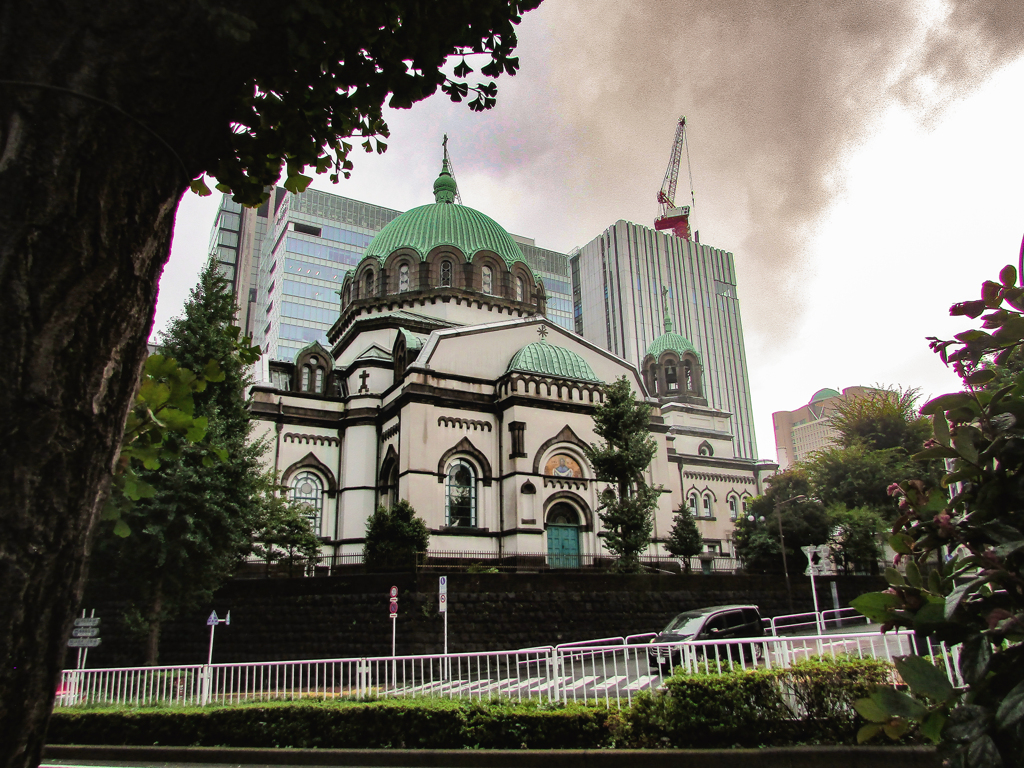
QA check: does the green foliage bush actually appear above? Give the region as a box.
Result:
[49,658,895,749]
[624,656,897,748]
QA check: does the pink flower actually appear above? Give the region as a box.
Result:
[934,513,954,538]
[887,483,902,497]
[893,554,904,567]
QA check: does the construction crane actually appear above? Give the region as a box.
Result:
[655,116,695,240]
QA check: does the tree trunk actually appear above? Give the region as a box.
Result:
[0,6,236,765]
[144,582,164,667]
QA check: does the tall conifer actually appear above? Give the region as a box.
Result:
[92,260,265,664]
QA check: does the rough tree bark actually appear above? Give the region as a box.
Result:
[0,4,256,765]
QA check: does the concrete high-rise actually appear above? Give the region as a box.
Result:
[570,221,758,460]
[772,386,877,469]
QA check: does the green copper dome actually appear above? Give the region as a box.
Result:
[810,388,840,403]
[645,332,701,362]
[507,341,601,381]
[361,158,528,270]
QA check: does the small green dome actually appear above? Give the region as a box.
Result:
[507,341,601,381]
[645,332,701,362]
[810,388,840,403]
[433,168,458,204]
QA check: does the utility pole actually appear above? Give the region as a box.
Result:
[774,495,806,611]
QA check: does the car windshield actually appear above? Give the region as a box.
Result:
[662,612,707,635]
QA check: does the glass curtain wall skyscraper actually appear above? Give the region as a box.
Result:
[571,220,758,460]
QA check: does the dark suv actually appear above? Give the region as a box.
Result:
[647,604,764,673]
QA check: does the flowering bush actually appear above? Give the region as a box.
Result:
[850,264,1024,767]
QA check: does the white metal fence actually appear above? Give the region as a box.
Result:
[55,629,963,709]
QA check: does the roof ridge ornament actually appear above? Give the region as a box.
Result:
[662,285,673,334]
[434,134,461,205]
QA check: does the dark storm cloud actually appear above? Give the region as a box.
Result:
[459,0,1024,344]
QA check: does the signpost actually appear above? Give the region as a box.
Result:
[202,610,230,705]
[439,576,448,679]
[68,611,101,669]
[389,587,398,688]
[802,545,833,633]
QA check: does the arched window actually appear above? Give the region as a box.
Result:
[301,365,311,392]
[702,494,713,518]
[741,498,748,517]
[445,459,476,527]
[665,361,678,391]
[290,471,323,533]
[364,271,374,298]
[729,496,738,521]
[315,367,324,393]
[687,492,698,516]
[482,265,493,295]
[399,263,410,292]
[515,276,524,302]
[440,260,452,288]
[683,362,693,391]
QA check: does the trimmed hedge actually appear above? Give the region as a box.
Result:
[48,698,613,750]
[623,656,899,748]
[48,657,901,749]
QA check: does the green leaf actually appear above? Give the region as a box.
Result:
[185,415,209,443]
[933,411,951,447]
[959,633,992,685]
[203,358,226,383]
[882,719,910,739]
[921,393,975,415]
[913,601,947,631]
[855,697,890,723]
[857,723,882,743]
[851,591,902,622]
[999,264,1017,287]
[928,568,943,595]
[905,561,923,588]
[967,736,1001,768]
[283,172,313,194]
[965,369,996,385]
[995,679,1024,728]
[189,177,212,197]
[992,539,1024,558]
[871,687,929,722]
[889,533,915,555]
[113,519,131,538]
[894,655,954,703]
[920,711,947,744]
[885,566,906,587]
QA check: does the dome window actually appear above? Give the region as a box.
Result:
[516,277,524,302]
[482,265,493,295]
[399,263,410,293]
[440,260,452,288]
[364,271,374,298]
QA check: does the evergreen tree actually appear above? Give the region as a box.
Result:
[585,377,659,573]
[250,474,323,576]
[364,500,430,572]
[90,259,265,664]
[665,504,703,573]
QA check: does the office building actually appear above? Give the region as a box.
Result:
[570,221,758,460]
[772,386,877,469]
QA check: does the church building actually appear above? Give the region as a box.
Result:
[249,153,776,568]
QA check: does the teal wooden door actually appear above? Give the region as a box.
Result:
[547,524,580,568]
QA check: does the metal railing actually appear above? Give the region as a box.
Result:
[764,608,871,636]
[55,629,962,710]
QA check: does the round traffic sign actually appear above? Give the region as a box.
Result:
[390,586,398,598]
[389,602,398,614]
[439,576,447,586]
[439,594,447,604]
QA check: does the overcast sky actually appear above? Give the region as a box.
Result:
[155,0,1024,464]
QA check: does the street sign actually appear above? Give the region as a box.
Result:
[390,586,398,598]
[439,576,447,593]
[439,593,447,613]
[73,617,101,628]
[72,628,100,638]
[389,597,398,604]
[802,545,834,576]
[207,610,219,626]
[389,602,398,615]
[224,611,231,626]
[67,638,101,648]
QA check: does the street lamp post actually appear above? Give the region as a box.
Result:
[774,495,806,611]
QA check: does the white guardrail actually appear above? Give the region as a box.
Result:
[55,629,963,709]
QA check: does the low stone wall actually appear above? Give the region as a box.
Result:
[76,572,886,668]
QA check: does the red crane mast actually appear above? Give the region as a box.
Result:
[655,116,695,240]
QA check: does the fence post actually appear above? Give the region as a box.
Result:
[547,648,560,703]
